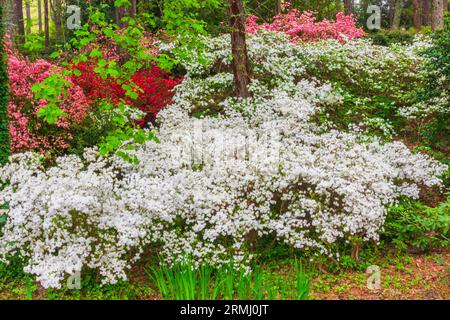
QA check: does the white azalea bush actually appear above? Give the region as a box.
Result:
[0,33,447,288]
[174,31,432,135]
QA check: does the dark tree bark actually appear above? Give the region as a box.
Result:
[422,0,431,26]
[227,0,250,98]
[50,0,63,44]
[14,0,24,43]
[131,0,137,16]
[115,6,127,28]
[388,0,395,26]
[431,0,444,30]
[275,0,282,15]
[413,0,422,30]
[38,0,42,33]
[344,0,353,15]
[44,0,49,49]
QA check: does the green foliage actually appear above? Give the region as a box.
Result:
[415,16,450,151]
[0,260,152,300]
[32,6,161,163]
[147,257,311,300]
[96,102,159,163]
[384,197,450,252]
[31,72,71,125]
[0,7,10,164]
[22,33,46,59]
[366,30,415,46]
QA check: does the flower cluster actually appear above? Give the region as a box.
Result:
[7,49,90,154]
[172,31,429,136]
[70,62,182,126]
[246,10,365,42]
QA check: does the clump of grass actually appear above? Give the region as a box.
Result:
[147,256,312,300]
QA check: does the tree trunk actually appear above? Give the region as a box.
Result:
[227,0,250,98]
[25,0,31,34]
[38,0,42,33]
[422,0,431,26]
[431,0,444,30]
[391,0,404,30]
[14,0,24,43]
[344,0,353,15]
[44,0,49,49]
[50,0,63,44]
[388,0,395,26]
[115,6,127,28]
[275,0,282,15]
[413,0,422,30]
[131,0,137,16]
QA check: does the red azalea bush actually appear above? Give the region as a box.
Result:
[70,61,182,127]
[6,23,181,156]
[246,10,365,42]
[7,47,90,154]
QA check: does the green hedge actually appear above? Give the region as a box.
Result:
[0,6,10,164]
[366,30,415,46]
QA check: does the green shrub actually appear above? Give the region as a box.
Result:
[366,30,415,46]
[415,16,450,151]
[0,7,10,164]
[384,197,450,252]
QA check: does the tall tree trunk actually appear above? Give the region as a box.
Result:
[388,0,395,26]
[413,0,422,30]
[1,0,15,40]
[131,0,137,16]
[50,0,63,44]
[275,0,282,15]
[25,0,31,34]
[431,0,444,30]
[344,0,353,15]
[115,6,127,28]
[227,0,250,98]
[391,0,404,30]
[38,0,42,33]
[14,0,25,43]
[422,0,431,26]
[44,0,49,49]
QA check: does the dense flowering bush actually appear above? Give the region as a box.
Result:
[7,48,90,154]
[70,62,182,126]
[246,10,365,42]
[175,31,430,136]
[0,33,446,288]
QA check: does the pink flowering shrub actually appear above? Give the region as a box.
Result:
[7,46,90,154]
[246,10,365,42]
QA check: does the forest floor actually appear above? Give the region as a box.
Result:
[0,248,448,300]
[310,249,449,300]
